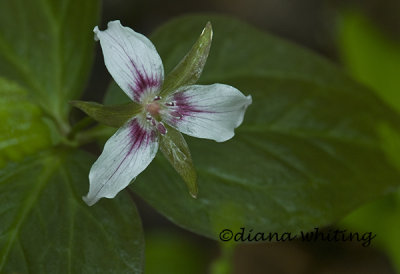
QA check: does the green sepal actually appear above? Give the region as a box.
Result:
[160,22,213,97]
[70,100,141,128]
[160,125,198,198]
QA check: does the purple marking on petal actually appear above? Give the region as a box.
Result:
[106,119,155,182]
[170,111,183,118]
[165,92,215,125]
[128,60,161,102]
[128,119,157,148]
[103,31,161,102]
[173,92,210,114]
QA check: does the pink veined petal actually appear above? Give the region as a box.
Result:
[94,20,164,103]
[83,118,158,206]
[162,84,252,142]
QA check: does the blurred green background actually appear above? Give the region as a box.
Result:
[76,0,400,273]
[6,0,400,272]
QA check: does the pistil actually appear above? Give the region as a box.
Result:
[146,102,160,117]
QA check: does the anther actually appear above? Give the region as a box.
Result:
[157,122,167,135]
[165,102,175,107]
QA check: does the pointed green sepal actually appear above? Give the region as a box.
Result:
[160,125,198,198]
[160,22,213,97]
[70,100,141,128]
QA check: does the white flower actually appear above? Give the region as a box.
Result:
[83,20,252,206]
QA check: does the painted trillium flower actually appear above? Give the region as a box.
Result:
[76,20,252,206]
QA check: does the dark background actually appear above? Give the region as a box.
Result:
[83,0,400,273]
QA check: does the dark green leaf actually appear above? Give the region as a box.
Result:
[105,15,400,239]
[71,100,141,128]
[160,22,212,97]
[337,12,400,113]
[0,150,144,273]
[153,15,359,93]
[0,78,51,168]
[160,126,197,198]
[0,0,100,127]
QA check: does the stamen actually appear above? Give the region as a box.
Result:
[165,101,175,106]
[157,122,167,135]
[154,96,161,101]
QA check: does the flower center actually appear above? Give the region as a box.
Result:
[142,96,168,135]
[146,102,160,117]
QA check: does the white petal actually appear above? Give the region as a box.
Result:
[94,20,164,103]
[162,84,252,142]
[83,118,158,206]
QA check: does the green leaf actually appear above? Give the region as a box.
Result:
[153,15,359,93]
[0,0,100,128]
[104,15,400,239]
[0,149,144,273]
[160,22,212,97]
[0,78,51,168]
[159,126,197,198]
[337,12,400,113]
[71,100,141,128]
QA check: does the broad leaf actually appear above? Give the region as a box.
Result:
[153,15,360,93]
[104,15,400,239]
[338,12,400,113]
[0,0,100,126]
[0,78,51,168]
[0,150,144,273]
